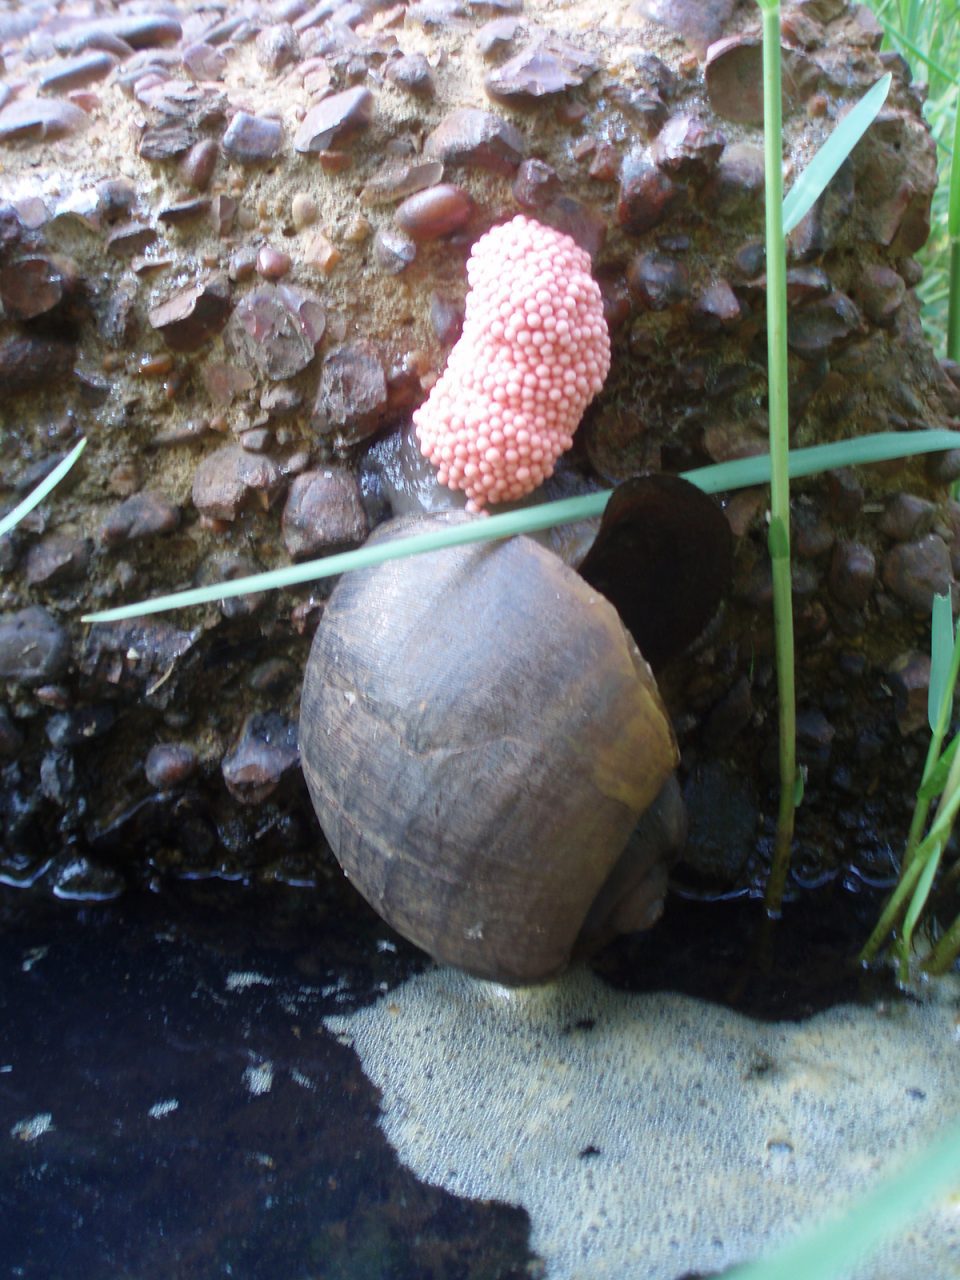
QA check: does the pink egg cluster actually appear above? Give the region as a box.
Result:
[413,215,611,512]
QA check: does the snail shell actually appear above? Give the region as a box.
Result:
[300,513,679,984]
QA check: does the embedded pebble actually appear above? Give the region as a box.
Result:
[227,284,325,380]
[430,292,465,345]
[291,192,317,228]
[281,468,369,559]
[106,223,158,257]
[0,255,76,320]
[373,227,417,273]
[788,293,861,356]
[256,24,301,72]
[45,706,116,748]
[512,157,560,208]
[627,252,689,309]
[395,184,473,241]
[53,13,182,53]
[484,39,598,102]
[179,138,219,190]
[148,275,232,352]
[181,41,227,79]
[886,650,930,735]
[0,608,70,683]
[313,340,388,443]
[99,492,181,547]
[145,742,198,790]
[691,280,741,331]
[652,113,725,178]
[424,107,525,175]
[257,246,292,279]
[475,16,523,58]
[303,231,341,273]
[293,86,374,152]
[855,264,906,326]
[222,112,283,164]
[879,493,936,542]
[617,151,679,235]
[0,98,87,142]
[0,335,74,393]
[158,198,209,225]
[634,0,736,56]
[709,143,765,215]
[705,35,816,126]
[385,52,435,97]
[828,541,876,610]
[221,712,299,805]
[25,534,91,587]
[191,445,283,520]
[38,51,117,94]
[139,122,197,160]
[361,160,445,207]
[882,534,954,615]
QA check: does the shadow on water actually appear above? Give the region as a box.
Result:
[0,875,897,1280]
[0,883,535,1280]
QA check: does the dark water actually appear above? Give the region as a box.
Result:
[0,877,895,1280]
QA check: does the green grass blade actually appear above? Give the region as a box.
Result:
[81,429,960,625]
[782,74,892,235]
[898,841,942,980]
[725,1117,960,1280]
[928,593,955,732]
[0,438,87,540]
[947,65,960,358]
[917,734,959,801]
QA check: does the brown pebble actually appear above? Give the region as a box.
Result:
[222,712,299,805]
[145,742,198,790]
[182,41,227,79]
[0,255,76,320]
[0,607,70,683]
[25,534,91,588]
[291,192,317,228]
[691,280,741,331]
[257,245,292,279]
[430,292,464,345]
[512,158,560,208]
[0,97,88,142]
[385,52,435,97]
[108,461,142,496]
[294,86,374,153]
[653,113,725,178]
[880,493,936,543]
[100,491,181,547]
[222,112,283,164]
[39,51,117,94]
[53,13,182,54]
[374,227,417,273]
[424,107,525,175]
[303,231,341,274]
[256,23,301,72]
[855,264,906,327]
[886,650,930,736]
[828,541,876,610]
[788,293,862,357]
[210,194,238,236]
[180,139,219,191]
[882,534,954,615]
[106,222,158,257]
[617,150,680,235]
[0,335,75,394]
[148,275,232,353]
[281,467,369,560]
[634,0,736,58]
[227,284,325,380]
[192,445,283,521]
[395,184,473,241]
[313,340,389,444]
[484,39,598,103]
[627,252,689,310]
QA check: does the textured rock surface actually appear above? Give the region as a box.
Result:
[0,0,954,896]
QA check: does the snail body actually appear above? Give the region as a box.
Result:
[300,514,679,985]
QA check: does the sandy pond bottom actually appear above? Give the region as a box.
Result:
[0,882,958,1280]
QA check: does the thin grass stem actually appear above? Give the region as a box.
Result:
[0,438,87,541]
[757,0,797,919]
[947,74,960,359]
